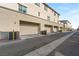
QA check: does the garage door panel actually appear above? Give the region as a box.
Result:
[45,26,52,33]
[20,22,39,35]
[53,27,58,32]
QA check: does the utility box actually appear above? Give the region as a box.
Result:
[40,30,47,35]
[59,30,62,32]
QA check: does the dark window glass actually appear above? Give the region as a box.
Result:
[19,4,27,14]
[47,16,50,20]
[54,12,56,16]
[38,12,40,16]
[35,3,40,7]
[44,5,47,11]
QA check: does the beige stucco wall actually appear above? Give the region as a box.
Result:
[0,7,19,32]
[0,3,18,11]
[0,3,59,23]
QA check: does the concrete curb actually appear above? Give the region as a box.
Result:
[24,31,76,56]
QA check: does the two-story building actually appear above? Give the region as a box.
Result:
[0,3,63,40]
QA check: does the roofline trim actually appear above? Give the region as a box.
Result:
[59,20,71,24]
[43,3,60,15]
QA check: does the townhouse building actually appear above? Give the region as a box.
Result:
[59,20,72,32]
[0,3,63,40]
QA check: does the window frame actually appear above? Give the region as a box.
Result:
[18,4,27,14]
[47,16,50,20]
[44,5,48,11]
[38,12,40,16]
[54,12,56,16]
[35,3,40,7]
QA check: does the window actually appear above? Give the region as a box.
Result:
[19,4,27,14]
[44,5,47,11]
[57,15,59,18]
[47,16,50,20]
[35,3,40,7]
[54,12,56,16]
[38,12,40,16]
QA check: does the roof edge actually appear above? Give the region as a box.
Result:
[43,3,60,15]
[59,20,71,24]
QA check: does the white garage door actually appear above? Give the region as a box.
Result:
[20,21,39,35]
[53,27,58,32]
[45,26,52,33]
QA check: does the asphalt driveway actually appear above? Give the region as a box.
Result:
[48,31,79,56]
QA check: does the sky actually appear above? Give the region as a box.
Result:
[48,3,79,29]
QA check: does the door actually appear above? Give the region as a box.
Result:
[20,21,39,35]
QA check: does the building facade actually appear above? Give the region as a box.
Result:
[59,20,72,32]
[0,3,63,40]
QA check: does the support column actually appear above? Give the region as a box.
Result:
[52,26,54,32]
[40,23,45,31]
